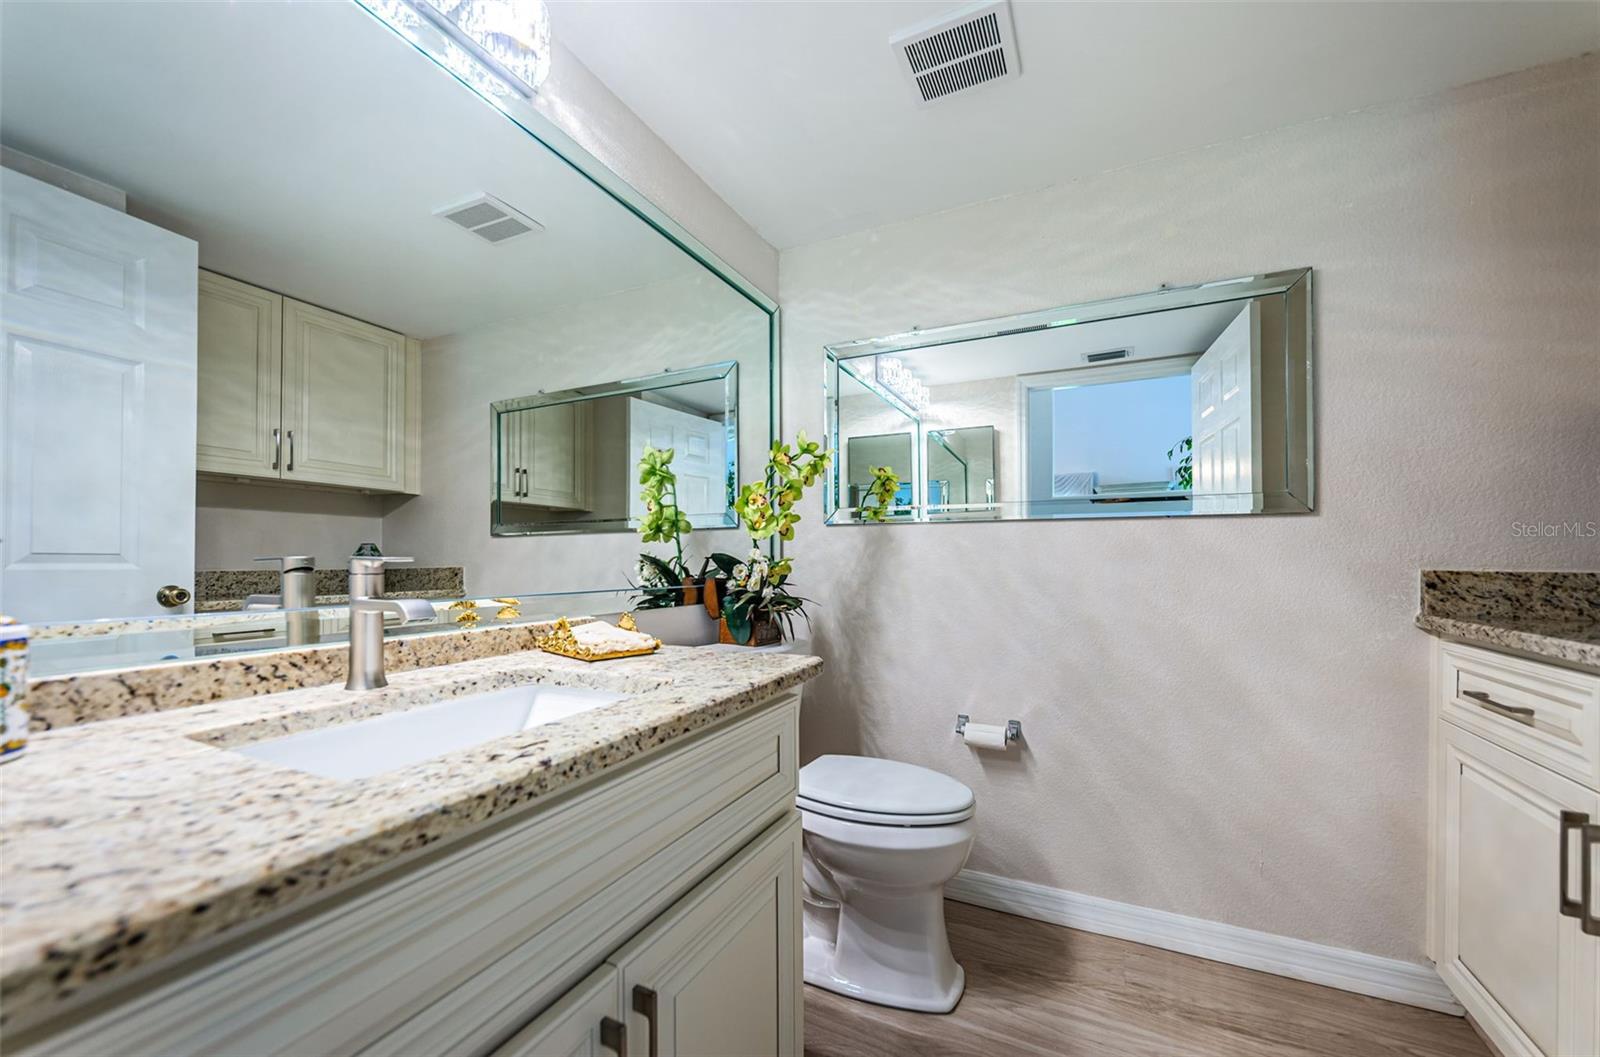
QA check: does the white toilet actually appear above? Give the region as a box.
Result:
[797,754,976,1013]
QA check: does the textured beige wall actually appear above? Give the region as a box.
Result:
[778,56,1599,963]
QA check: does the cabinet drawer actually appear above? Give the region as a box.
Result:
[1438,641,1600,791]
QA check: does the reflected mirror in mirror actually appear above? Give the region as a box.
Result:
[0,1,773,633]
[825,269,1312,524]
[493,362,738,533]
[844,433,915,520]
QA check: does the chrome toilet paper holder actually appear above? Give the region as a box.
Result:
[955,714,1022,744]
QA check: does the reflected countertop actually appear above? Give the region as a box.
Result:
[0,645,821,1028]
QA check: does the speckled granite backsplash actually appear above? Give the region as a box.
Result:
[195,566,464,609]
[1421,570,1600,623]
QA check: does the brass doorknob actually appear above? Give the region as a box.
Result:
[156,585,192,607]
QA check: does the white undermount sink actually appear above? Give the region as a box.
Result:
[231,684,628,781]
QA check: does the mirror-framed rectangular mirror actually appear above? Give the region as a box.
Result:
[824,268,1313,524]
[491,361,739,535]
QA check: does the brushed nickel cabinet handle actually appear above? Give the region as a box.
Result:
[286,430,294,472]
[1463,690,1535,725]
[1583,822,1599,937]
[272,427,281,470]
[600,1015,627,1057]
[1560,811,1589,919]
[632,986,658,1057]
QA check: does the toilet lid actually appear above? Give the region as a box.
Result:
[798,755,974,822]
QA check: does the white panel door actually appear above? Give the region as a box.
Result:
[488,964,626,1057]
[281,298,405,491]
[1190,301,1262,514]
[0,167,197,621]
[627,398,729,524]
[610,815,801,1057]
[196,270,281,478]
[1440,722,1599,1057]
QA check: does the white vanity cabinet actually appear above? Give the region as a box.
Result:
[1429,640,1600,1057]
[197,271,420,493]
[12,690,803,1057]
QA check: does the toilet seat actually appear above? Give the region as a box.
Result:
[795,795,974,827]
[798,755,975,827]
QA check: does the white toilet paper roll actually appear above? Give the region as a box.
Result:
[961,722,1009,750]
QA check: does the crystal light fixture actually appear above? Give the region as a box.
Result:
[874,355,931,413]
[363,0,551,106]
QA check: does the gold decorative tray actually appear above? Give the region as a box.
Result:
[534,616,661,663]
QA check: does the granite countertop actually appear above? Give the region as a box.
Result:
[0,646,821,1025]
[1415,570,1600,671]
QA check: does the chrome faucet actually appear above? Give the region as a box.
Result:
[249,555,319,646]
[345,555,413,691]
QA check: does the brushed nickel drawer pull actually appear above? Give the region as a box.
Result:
[1583,823,1599,937]
[286,430,295,472]
[1463,690,1535,725]
[600,1015,627,1057]
[272,427,281,470]
[632,986,658,1057]
[1560,811,1588,919]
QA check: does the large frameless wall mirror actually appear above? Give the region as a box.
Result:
[492,362,739,534]
[0,1,774,669]
[825,269,1313,523]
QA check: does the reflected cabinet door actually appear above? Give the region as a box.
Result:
[196,270,281,478]
[523,403,592,511]
[281,298,407,491]
[1439,723,1599,1057]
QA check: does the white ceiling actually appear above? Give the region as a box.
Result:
[0,1,695,338]
[846,298,1244,388]
[549,0,1600,249]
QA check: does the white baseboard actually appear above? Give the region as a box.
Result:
[945,870,1463,1016]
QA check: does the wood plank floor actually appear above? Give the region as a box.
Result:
[803,902,1490,1057]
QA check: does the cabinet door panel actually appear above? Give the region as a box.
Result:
[196,271,281,478]
[1440,723,1599,1057]
[489,964,624,1057]
[281,298,404,491]
[524,403,591,510]
[611,814,801,1057]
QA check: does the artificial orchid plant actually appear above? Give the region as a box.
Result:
[706,431,832,644]
[633,445,696,609]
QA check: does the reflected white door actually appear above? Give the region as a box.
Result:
[0,168,198,621]
[628,398,728,523]
[1190,301,1261,514]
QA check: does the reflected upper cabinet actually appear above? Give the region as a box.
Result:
[197,271,421,494]
[824,269,1313,524]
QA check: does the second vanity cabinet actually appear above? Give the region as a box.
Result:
[498,403,593,511]
[197,270,420,493]
[13,689,803,1057]
[1429,640,1599,1057]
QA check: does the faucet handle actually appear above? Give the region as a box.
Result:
[254,555,315,572]
[349,555,413,575]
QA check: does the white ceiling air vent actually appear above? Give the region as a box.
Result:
[891,0,1020,106]
[434,193,545,245]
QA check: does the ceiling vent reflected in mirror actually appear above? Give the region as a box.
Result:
[435,193,545,244]
[891,0,1020,105]
[1084,348,1131,364]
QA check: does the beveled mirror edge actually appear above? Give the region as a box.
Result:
[822,268,1316,525]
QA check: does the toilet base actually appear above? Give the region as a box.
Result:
[803,933,966,1014]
